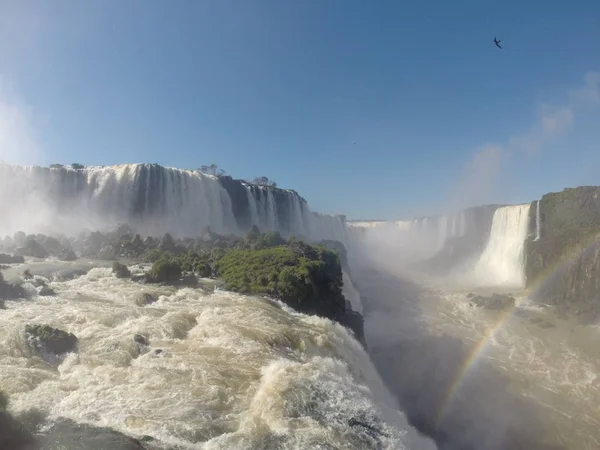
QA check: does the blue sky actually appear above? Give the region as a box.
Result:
[1,1,599,220]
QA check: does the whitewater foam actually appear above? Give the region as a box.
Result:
[471,204,531,287]
[0,261,434,449]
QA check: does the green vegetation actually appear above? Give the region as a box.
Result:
[252,176,277,187]
[214,240,346,321]
[71,163,85,170]
[139,229,349,323]
[112,261,131,279]
[148,257,183,283]
[198,164,226,177]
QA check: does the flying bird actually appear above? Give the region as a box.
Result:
[494,37,502,49]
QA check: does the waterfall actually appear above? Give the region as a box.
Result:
[536,200,541,240]
[0,163,349,242]
[472,204,531,287]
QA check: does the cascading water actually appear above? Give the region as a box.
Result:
[535,201,541,241]
[471,204,531,287]
[0,262,436,449]
[0,164,349,243]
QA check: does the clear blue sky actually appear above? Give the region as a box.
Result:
[1,1,599,220]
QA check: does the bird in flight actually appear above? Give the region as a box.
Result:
[494,37,502,49]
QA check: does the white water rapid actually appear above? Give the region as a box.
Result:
[0,261,435,450]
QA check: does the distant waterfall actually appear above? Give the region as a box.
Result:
[536,201,541,240]
[0,163,348,242]
[472,204,531,287]
[350,206,498,263]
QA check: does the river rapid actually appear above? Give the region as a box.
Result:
[0,259,436,450]
[351,256,600,450]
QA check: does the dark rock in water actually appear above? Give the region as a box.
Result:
[35,418,145,450]
[154,349,163,355]
[15,238,49,259]
[0,253,25,264]
[133,292,156,306]
[22,269,33,280]
[38,286,56,297]
[466,292,475,299]
[25,324,78,356]
[181,272,198,287]
[133,334,149,346]
[112,261,131,279]
[0,391,38,449]
[471,293,516,310]
[0,273,27,300]
[57,248,78,261]
[0,411,34,450]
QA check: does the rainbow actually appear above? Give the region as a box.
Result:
[435,235,600,427]
[435,305,515,427]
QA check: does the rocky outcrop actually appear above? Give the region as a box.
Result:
[0,272,27,300]
[112,261,131,278]
[524,187,600,321]
[25,324,78,362]
[467,292,516,310]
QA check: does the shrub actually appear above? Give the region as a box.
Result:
[112,261,131,279]
[149,258,182,283]
[214,244,346,320]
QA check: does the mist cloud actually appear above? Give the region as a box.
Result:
[449,71,600,210]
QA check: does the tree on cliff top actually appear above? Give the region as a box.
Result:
[198,164,226,177]
[252,176,277,187]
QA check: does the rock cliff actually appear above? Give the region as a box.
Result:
[524,186,600,322]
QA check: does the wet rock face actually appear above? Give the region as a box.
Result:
[219,176,251,231]
[524,187,600,321]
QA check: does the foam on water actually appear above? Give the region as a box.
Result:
[0,263,434,449]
